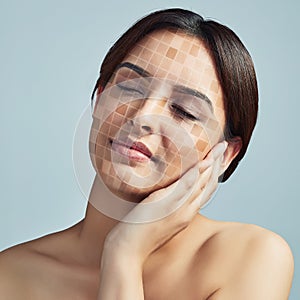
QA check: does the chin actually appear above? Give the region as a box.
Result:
[104,177,156,202]
[95,143,188,202]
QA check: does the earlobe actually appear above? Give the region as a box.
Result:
[220,137,242,175]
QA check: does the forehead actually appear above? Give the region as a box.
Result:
[122,29,224,114]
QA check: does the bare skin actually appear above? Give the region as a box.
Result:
[0,147,294,299]
[0,207,294,300]
[0,29,294,299]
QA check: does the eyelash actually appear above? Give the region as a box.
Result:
[170,104,198,121]
[117,83,198,121]
[116,83,144,96]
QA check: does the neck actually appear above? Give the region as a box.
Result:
[77,175,126,266]
[76,175,205,267]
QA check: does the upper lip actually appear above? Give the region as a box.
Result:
[111,138,153,158]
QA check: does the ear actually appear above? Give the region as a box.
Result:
[219,137,242,176]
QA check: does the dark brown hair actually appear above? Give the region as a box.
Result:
[91,8,259,182]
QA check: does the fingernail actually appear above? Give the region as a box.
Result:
[198,159,213,173]
[212,142,227,158]
[220,141,228,152]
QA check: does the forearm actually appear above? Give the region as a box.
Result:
[98,252,144,300]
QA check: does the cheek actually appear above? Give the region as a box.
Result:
[92,101,145,175]
[195,139,210,159]
[176,121,222,165]
[160,123,204,178]
[94,103,132,147]
[189,124,209,158]
[189,112,225,159]
[163,140,182,180]
[91,108,124,176]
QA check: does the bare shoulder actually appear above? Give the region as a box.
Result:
[0,229,75,299]
[0,241,42,299]
[0,230,66,268]
[211,220,293,258]
[194,217,294,299]
[219,221,293,268]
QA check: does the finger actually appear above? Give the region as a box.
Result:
[142,160,200,205]
[207,141,228,160]
[187,163,213,205]
[195,154,223,208]
[162,162,214,218]
[190,142,226,204]
[138,142,226,217]
[199,141,227,173]
[162,154,218,222]
[184,143,224,207]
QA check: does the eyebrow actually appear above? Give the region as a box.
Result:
[116,62,152,77]
[116,62,214,112]
[173,85,214,112]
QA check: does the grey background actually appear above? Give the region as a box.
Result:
[0,0,299,298]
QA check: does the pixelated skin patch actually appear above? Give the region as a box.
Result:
[73,88,224,222]
[86,80,224,221]
[91,77,222,191]
[72,29,226,223]
[120,29,224,113]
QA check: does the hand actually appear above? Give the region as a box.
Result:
[102,141,228,264]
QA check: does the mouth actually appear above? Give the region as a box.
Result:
[110,139,153,162]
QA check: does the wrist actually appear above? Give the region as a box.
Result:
[101,244,144,271]
[99,248,144,300]
[103,233,147,267]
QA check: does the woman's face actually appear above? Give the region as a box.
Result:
[90,29,225,201]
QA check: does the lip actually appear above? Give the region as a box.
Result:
[110,139,153,162]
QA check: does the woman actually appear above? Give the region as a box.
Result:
[0,8,294,299]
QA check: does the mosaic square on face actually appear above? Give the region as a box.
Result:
[89,28,226,203]
[166,47,178,59]
[176,51,187,64]
[210,80,220,94]
[156,43,169,56]
[141,47,154,61]
[189,44,200,57]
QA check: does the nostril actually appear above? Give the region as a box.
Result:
[141,125,152,132]
[128,118,153,133]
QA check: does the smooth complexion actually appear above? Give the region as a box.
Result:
[0,29,294,300]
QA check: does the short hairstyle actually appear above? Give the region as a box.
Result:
[91,8,259,182]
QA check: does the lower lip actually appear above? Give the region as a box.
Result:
[111,142,151,162]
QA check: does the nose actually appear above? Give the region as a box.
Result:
[130,98,167,134]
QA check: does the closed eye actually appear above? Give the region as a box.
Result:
[170,104,198,121]
[116,82,145,96]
